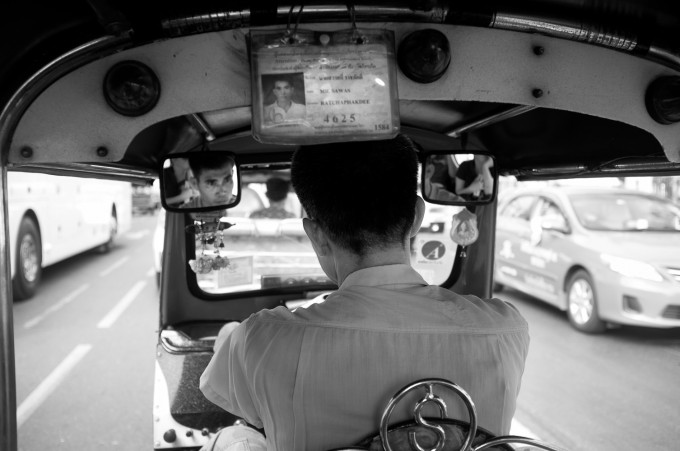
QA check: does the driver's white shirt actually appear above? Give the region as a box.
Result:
[263,101,306,123]
[200,264,529,451]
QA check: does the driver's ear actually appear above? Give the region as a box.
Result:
[409,196,426,238]
[303,218,332,256]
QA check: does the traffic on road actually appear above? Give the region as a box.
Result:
[495,181,680,333]
[3,3,680,451]
[13,212,680,451]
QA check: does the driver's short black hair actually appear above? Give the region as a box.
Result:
[188,152,234,179]
[265,177,290,202]
[272,76,292,86]
[291,134,419,255]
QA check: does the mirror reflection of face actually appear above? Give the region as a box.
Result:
[190,162,234,206]
[272,81,293,105]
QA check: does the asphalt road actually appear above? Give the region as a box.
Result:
[504,286,680,451]
[14,213,159,450]
[11,212,680,450]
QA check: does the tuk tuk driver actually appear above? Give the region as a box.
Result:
[200,135,529,450]
[182,152,235,208]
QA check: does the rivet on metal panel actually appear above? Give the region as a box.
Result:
[20,146,33,158]
[163,429,177,443]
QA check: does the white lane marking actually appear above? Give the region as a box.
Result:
[24,284,90,329]
[17,344,92,428]
[97,281,147,329]
[510,418,540,439]
[125,230,150,240]
[99,256,130,277]
[146,267,155,278]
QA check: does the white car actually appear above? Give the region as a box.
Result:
[495,185,680,332]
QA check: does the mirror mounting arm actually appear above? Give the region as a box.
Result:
[187,113,216,142]
[446,105,536,138]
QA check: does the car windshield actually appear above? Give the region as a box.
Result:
[193,167,462,294]
[569,193,680,231]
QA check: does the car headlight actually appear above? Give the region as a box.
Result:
[600,254,664,282]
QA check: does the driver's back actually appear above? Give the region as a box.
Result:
[200,264,529,451]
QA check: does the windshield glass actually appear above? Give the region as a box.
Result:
[193,167,461,294]
[569,193,680,231]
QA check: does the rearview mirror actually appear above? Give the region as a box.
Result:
[422,152,497,206]
[159,151,240,213]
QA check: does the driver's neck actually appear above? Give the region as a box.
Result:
[269,200,287,209]
[331,241,411,286]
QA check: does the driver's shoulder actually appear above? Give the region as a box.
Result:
[455,293,529,330]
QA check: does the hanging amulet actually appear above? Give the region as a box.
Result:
[213,255,229,269]
[211,256,223,270]
[197,255,213,274]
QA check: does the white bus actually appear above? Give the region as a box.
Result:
[7,172,132,300]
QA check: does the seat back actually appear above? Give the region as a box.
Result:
[330,378,566,451]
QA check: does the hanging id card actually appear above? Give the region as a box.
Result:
[250,28,400,144]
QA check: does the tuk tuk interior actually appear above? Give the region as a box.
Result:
[2,1,680,450]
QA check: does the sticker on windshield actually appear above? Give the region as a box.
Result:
[421,241,446,260]
[216,256,253,288]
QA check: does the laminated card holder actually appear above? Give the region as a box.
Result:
[250,6,400,145]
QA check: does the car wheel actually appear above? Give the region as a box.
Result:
[566,269,606,333]
[492,281,504,293]
[13,217,42,300]
[99,208,118,253]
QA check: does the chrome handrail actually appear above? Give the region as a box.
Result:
[378,378,567,451]
[0,163,16,451]
[380,379,478,451]
[160,4,680,71]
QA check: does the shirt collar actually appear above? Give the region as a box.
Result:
[339,264,428,290]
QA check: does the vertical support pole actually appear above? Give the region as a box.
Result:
[0,162,17,451]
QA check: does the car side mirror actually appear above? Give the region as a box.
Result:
[159,151,241,213]
[422,152,497,206]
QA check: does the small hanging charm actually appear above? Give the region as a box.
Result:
[187,218,231,274]
[212,255,230,270]
[450,209,479,246]
[197,254,214,274]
